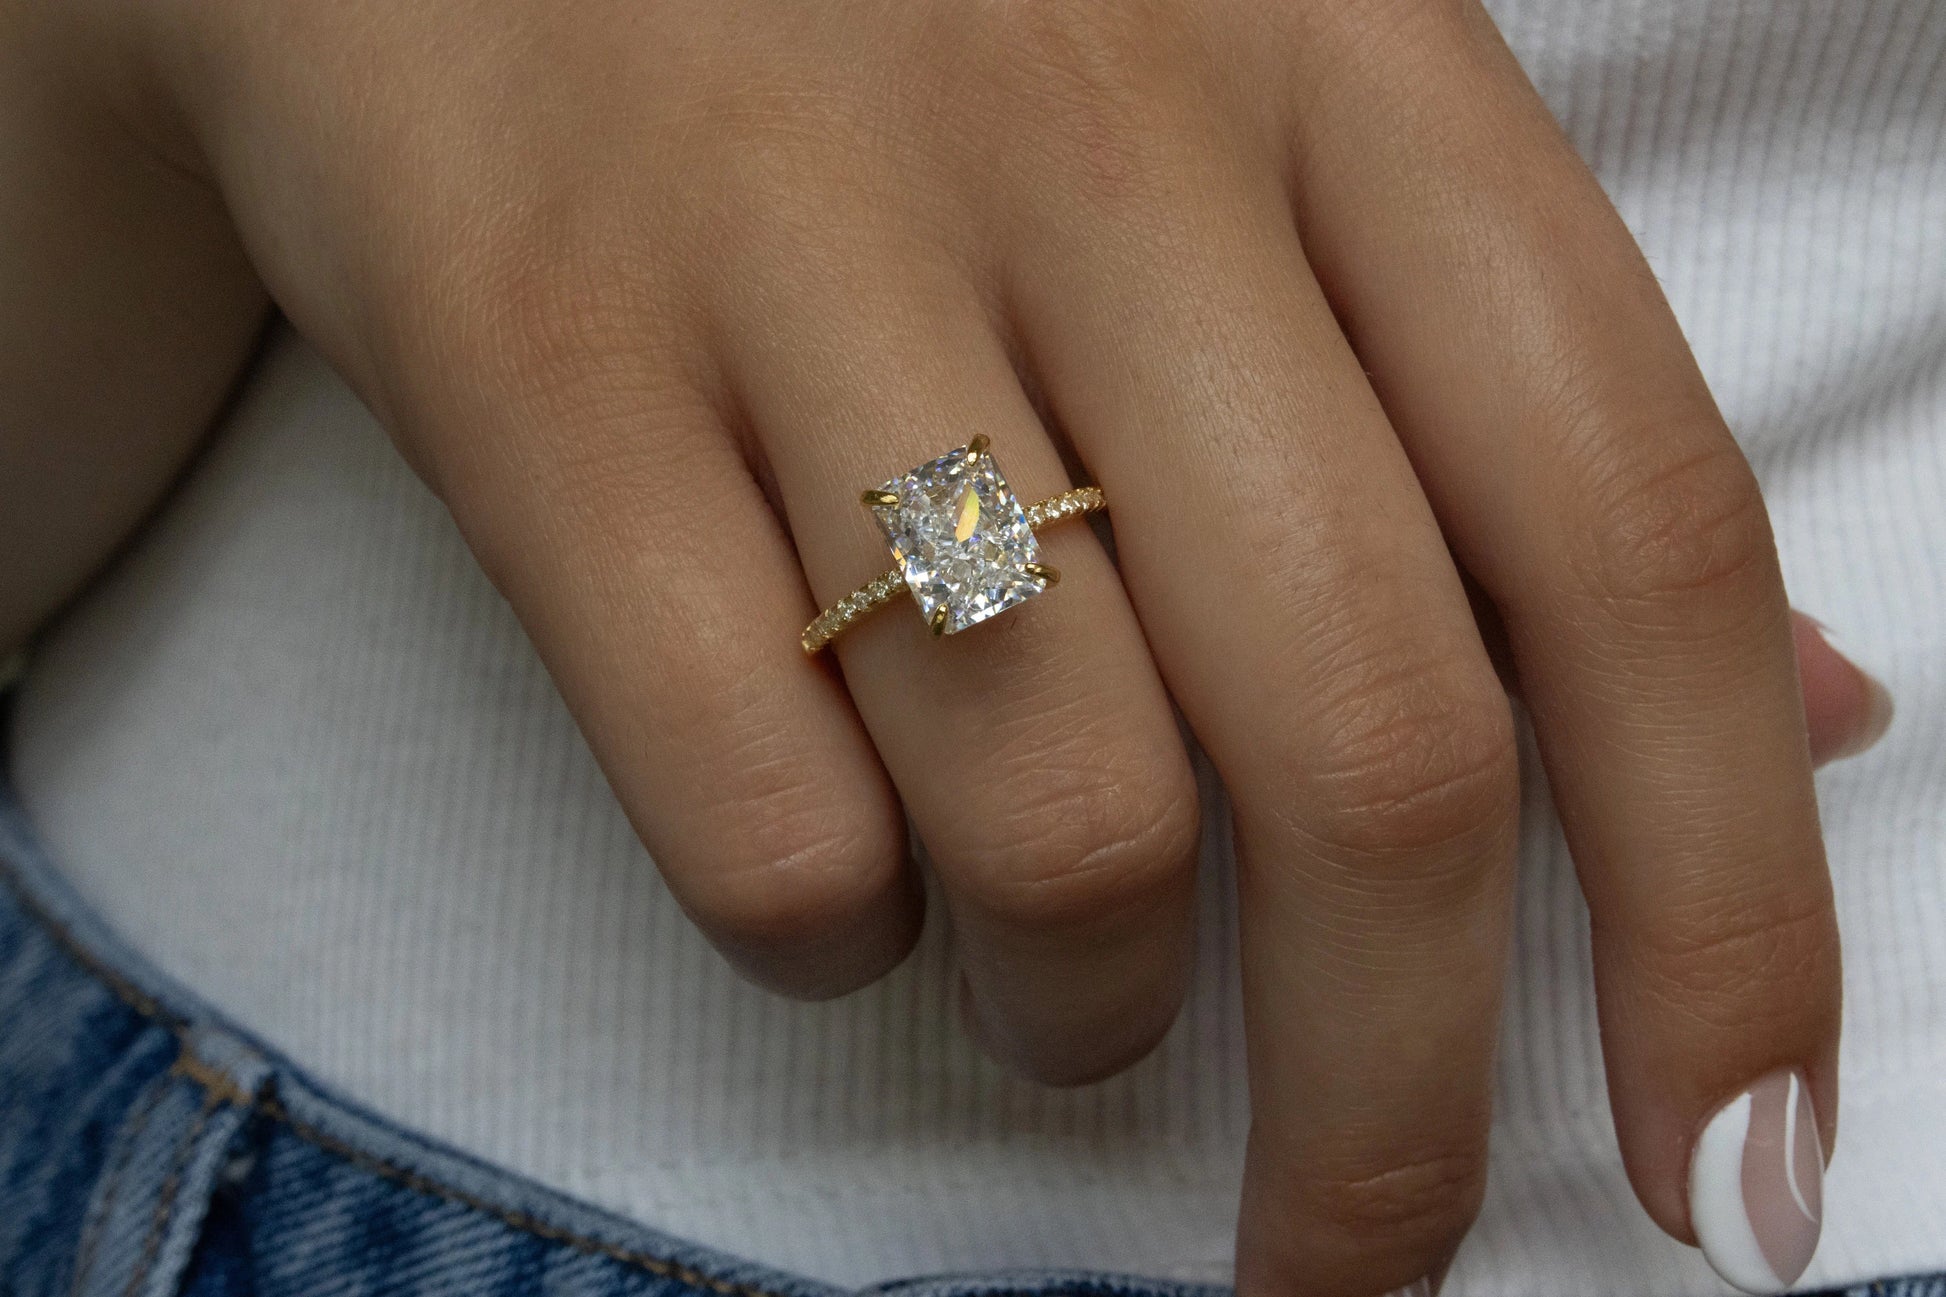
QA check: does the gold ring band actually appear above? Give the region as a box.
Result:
[801,484,1105,655]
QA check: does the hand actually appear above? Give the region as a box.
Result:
[6,0,1890,1291]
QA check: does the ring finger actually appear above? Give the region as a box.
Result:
[715,224,1201,1084]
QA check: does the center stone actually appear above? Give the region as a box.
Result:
[869,443,1047,634]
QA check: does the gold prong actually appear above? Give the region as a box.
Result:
[929,605,950,637]
[1024,562,1060,586]
[965,434,991,459]
[861,489,899,508]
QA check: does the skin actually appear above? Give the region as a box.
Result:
[0,0,1896,1291]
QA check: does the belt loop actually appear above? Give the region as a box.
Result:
[69,1024,273,1297]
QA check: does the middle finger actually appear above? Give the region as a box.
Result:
[1004,93,1520,1294]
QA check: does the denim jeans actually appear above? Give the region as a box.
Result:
[0,760,1938,1297]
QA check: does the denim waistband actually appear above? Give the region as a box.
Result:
[0,758,1234,1297]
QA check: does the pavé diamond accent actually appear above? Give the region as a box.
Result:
[800,486,1103,654]
[869,443,1045,635]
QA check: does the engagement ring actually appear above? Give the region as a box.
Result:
[801,436,1105,654]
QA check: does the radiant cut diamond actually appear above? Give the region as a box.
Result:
[869,443,1047,634]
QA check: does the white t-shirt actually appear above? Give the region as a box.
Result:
[10,2,1946,1293]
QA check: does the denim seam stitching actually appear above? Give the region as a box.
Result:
[121,1086,219,1297]
[252,1091,786,1296]
[0,857,797,1297]
[68,1069,175,1297]
[172,1051,252,1109]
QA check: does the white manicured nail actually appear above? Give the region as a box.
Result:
[1385,1260,1452,1297]
[1813,625,1895,759]
[1689,1068,1824,1293]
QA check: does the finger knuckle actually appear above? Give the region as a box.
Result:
[697,805,902,955]
[984,0,1205,206]
[713,130,844,243]
[1574,434,1779,628]
[486,256,632,385]
[425,226,680,440]
[1633,886,1839,1031]
[1316,0,1477,49]
[953,750,1200,932]
[1298,651,1519,870]
[685,104,885,283]
[674,697,902,955]
[1306,1145,1487,1251]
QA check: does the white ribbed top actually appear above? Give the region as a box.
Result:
[10,3,1946,1294]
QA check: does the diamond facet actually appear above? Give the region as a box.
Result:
[869,443,1047,634]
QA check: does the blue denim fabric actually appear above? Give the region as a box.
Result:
[0,751,1937,1297]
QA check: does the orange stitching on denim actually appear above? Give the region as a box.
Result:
[251,1092,780,1297]
[0,861,177,1032]
[67,1071,173,1297]
[173,1049,253,1109]
[4,855,1118,1297]
[121,1088,217,1297]
[0,856,798,1297]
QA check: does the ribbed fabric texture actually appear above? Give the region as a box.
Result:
[9,3,1946,1293]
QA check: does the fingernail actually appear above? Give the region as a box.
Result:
[1814,624,1896,760]
[1385,1254,1453,1297]
[1689,1068,1824,1293]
